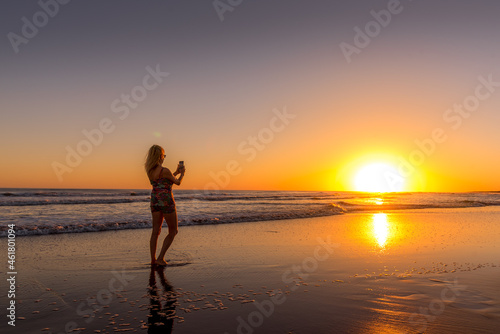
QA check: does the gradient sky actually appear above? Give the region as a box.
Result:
[1,0,500,191]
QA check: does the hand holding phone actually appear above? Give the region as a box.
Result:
[178,161,185,173]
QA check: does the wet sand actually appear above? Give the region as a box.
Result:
[2,207,500,333]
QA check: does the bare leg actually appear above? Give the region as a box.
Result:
[156,210,178,266]
[150,211,164,265]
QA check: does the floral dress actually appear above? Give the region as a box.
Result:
[150,168,176,214]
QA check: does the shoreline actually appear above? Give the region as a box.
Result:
[5,205,500,239]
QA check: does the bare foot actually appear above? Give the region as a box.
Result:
[155,259,167,266]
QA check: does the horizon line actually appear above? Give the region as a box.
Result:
[1,187,499,194]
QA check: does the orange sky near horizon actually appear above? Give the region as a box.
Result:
[2,1,500,192]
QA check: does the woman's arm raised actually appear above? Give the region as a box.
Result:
[162,168,185,186]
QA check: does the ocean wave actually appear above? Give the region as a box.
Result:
[331,200,500,212]
[456,200,490,207]
[180,193,342,202]
[3,190,500,237]
[0,203,345,237]
[0,191,342,207]
[0,221,152,237]
[1,190,149,197]
[0,197,150,206]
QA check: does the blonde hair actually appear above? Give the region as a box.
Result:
[145,145,164,178]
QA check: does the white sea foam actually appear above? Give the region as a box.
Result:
[1,189,499,237]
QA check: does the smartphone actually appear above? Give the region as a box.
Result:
[179,161,184,167]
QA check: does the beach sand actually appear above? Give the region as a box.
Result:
[2,207,500,333]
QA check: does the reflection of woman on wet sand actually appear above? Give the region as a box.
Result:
[147,267,177,333]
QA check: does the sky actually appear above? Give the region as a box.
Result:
[1,0,500,192]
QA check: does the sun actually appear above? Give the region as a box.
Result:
[353,162,405,192]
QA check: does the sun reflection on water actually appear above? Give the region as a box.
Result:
[372,213,389,248]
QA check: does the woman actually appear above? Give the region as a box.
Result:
[145,145,185,266]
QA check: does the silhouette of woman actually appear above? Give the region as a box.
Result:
[145,145,185,266]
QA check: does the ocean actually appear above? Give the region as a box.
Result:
[1,188,500,237]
